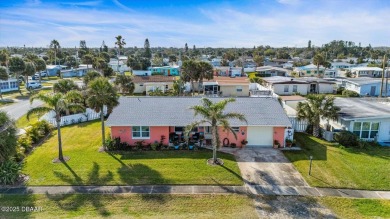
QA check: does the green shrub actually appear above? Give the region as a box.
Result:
[342,90,360,97]
[336,87,345,95]
[26,120,52,144]
[15,147,26,162]
[17,135,32,152]
[0,159,21,185]
[334,131,359,147]
[358,140,371,149]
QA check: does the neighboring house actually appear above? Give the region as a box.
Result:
[210,58,221,67]
[350,67,383,78]
[324,69,337,78]
[60,66,88,78]
[282,61,294,69]
[202,77,250,97]
[46,65,67,76]
[263,76,335,95]
[279,96,307,116]
[294,64,325,77]
[255,66,291,77]
[0,78,18,93]
[106,97,293,147]
[149,66,180,76]
[214,67,242,77]
[344,78,390,96]
[330,62,357,70]
[132,70,151,76]
[323,98,390,144]
[132,75,176,95]
[109,58,130,73]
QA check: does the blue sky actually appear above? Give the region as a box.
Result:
[0,0,389,48]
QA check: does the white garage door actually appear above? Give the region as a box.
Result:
[247,126,273,147]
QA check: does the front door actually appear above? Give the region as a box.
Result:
[370,86,376,96]
[310,84,317,93]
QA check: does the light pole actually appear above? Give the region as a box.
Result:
[309,155,313,175]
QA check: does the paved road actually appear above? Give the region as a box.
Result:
[0,98,43,120]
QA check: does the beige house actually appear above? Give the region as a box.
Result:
[132,75,176,95]
[202,77,250,97]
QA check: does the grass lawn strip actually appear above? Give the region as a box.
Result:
[318,197,390,219]
[0,194,257,219]
[283,133,390,190]
[22,120,243,186]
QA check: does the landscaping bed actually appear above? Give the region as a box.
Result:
[22,121,243,186]
[283,133,390,190]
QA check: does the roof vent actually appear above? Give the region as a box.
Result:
[291,78,293,81]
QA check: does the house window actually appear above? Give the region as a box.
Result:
[236,86,243,92]
[204,126,211,134]
[353,122,380,139]
[174,126,184,132]
[293,85,298,92]
[284,85,289,92]
[132,126,150,138]
[165,85,169,90]
[231,127,240,132]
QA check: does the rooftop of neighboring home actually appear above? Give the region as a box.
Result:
[263,76,335,84]
[46,65,67,69]
[344,77,384,85]
[295,64,325,70]
[279,95,306,102]
[334,98,390,120]
[132,75,177,83]
[106,97,292,127]
[350,67,383,71]
[204,76,250,86]
[255,66,291,72]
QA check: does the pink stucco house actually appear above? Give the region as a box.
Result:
[106,97,293,148]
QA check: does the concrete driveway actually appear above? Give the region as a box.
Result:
[233,148,308,187]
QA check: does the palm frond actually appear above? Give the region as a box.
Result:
[30,92,54,106]
[221,112,247,124]
[26,106,53,120]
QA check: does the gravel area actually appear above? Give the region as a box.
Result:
[254,195,336,219]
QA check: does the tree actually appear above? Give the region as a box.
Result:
[86,78,119,149]
[27,91,84,162]
[184,43,188,53]
[253,55,264,66]
[172,78,184,96]
[186,98,246,164]
[197,61,213,92]
[297,94,340,137]
[144,38,152,59]
[8,57,25,94]
[65,56,77,69]
[53,79,79,94]
[114,74,134,95]
[181,60,199,96]
[308,40,311,49]
[33,58,47,83]
[83,54,94,70]
[50,39,61,65]
[0,49,9,68]
[0,110,18,163]
[115,35,126,56]
[0,67,8,99]
[313,53,325,78]
[24,62,36,91]
[83,71,101,86]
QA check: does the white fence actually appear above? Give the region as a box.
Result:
[40,107,107,127]
[288,117,309,132]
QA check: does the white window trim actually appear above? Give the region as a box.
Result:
[132,126,150,139]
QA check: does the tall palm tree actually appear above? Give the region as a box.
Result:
[24,62,36,91]
[0,67,8,99]
[313,53,324,78]
[83,54,94,70]
[186,98,246,164]
[50,39,60,65]
[197,61,214,93]
[8,57,26,94]
[297,94,340,138]
[86,78,119,149]
[83,70,101,87]
[115,35,126,73]
[114,74,134,95]
[181,60,199,96]
[53,79,79,94]
[27,91,84,162]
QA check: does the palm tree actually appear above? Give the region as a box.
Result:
[313,53,324,78]
[0,66,8,99]
[83,70,101,87]
[53,79,79,94]
[8,57,26,94]
[24,62,36,91]
[115,35,126,73]
[83,54,94,70]
[27,91,84,162]
[181,60,199,96]
[50,39,60,65]
[197,61,214,93]
[0,49,10,73]
[86,78,119,149]
[297,94,340,138]
[114,74,134,95]
[186,98,246,164]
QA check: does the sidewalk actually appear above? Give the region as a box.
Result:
[1,185,389,199]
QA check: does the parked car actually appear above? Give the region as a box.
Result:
[26,82,42,90]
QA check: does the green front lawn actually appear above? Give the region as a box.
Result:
[0,194,256,219]
[318,197,390,219]
[283,133,390,190]
[22,121,243,186]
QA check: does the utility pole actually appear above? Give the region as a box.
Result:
[385,55,388,97]
[380,55,386,97]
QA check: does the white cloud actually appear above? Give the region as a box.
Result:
[276,0,301,5]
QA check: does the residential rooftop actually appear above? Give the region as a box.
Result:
[344,78,384,85]
[279,95,306,101]
[132,75,177,83]
[334,98,390,120]
[106,97,292,127]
